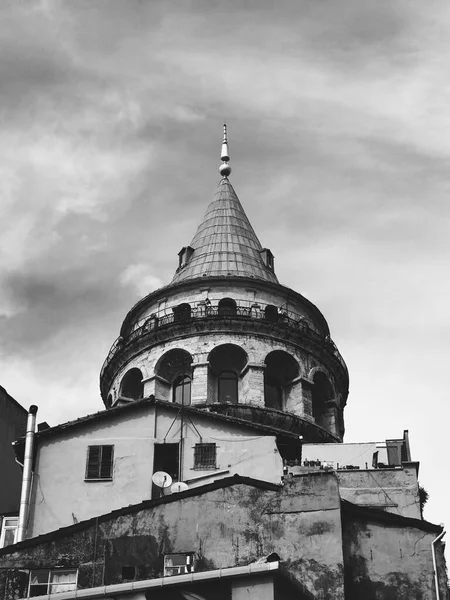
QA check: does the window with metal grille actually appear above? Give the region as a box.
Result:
[85,445,114,480]
[28,569,77,596]
[194,443,216,469]
[163,553,194,577]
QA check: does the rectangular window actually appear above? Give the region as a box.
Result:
[194,443,216,470]
[29,570,77,596]
[163,553,194,577]
[85,445,114,480]
[0,517,18,548]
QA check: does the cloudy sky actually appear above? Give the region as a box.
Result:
[1,0,449,543]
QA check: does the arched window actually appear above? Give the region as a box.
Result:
[173,375,191,406]
[264,376,282,410]
[155,349,193,404]
[218,371,238,403]
[218,298,237,316]
[173,303,191,322]
[120,368,144,400]
[208,344,247,405]
[264,351,299,411]
[264,305,278,323]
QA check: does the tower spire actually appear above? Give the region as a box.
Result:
[219,124,231,178]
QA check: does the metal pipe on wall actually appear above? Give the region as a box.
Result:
[432,530,446,600]
[16,405,38,542]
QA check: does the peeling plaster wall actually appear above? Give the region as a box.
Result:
[26,406,283,538]
[342,514,447,600]
[337,466,421,519]
[0,475,345,600]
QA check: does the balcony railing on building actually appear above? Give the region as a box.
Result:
[100,300,348,380]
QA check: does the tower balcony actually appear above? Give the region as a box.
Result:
[100,300,348,401]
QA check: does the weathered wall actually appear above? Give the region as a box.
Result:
[0,388,27,514]
[342,506,447,600]
[232,574,274,600]
[337,466,421,519]
[0,475,345,600]
[27,405,283,538]
[287,445,421,518]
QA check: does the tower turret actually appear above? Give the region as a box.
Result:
[100,127,349,442]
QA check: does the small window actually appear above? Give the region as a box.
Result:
[218,371,238,403]
[85,445,114,480]
[173,375,191,406]
[0,517,18,548]
[29,570,77,596]
[260,248,274,271]
[164,553,194,577]
[121,566,136,581]
[194,443,217,470]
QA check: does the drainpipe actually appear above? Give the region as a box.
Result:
[432,530,446,600]
[17,405,38,543]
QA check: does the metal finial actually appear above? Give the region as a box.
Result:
[219,124,231,177]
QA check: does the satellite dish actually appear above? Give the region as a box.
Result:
[152,471,173,488]
[171,481,189,493]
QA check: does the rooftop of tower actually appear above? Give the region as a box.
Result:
[171,125,278,285]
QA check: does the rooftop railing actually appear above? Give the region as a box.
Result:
[100,300,348,383]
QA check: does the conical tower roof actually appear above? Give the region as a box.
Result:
[172,125,278,285]
[172,180,278,285]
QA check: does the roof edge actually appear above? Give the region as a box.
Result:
[12,396,305,457]
[341,499,444,533]
[0,475,281,555]
[9,562,280,600]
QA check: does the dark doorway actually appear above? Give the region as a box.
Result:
[152,443,179,498]
[173,303,191,322]
[218,297,237,316]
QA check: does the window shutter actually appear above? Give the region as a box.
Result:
[86,446,101,479]
[86,445,114,479]
[100,446,114,478]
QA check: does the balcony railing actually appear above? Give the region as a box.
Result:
[100,301,348,383]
